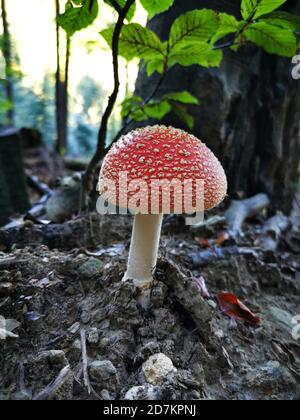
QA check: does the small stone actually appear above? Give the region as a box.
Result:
[81,310,91,324]
[99,337,110,350]
[176,370,201,389]
[137,327,151,337]
[245,361,297,392]
[0,282,14,296]
[89,360,117,383]
[192,363,206,386]
[140,341,160,358]
[36,350,68,367]
[78,258,103,279]
[208,299,217,310]
[100,389,114,400]
[69,339,82,358]
[214,329,224,339]
[87,328,99,344]
[124,384,162,400]
[269,306,293,334]
[142,353,176,385]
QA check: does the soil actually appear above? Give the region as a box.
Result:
[0,213,300,401]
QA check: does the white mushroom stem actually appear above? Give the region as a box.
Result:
[123,213,163,306]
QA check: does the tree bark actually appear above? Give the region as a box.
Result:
[134,0,300,214]
[55,0,70,155]
[0,128,30,226]
[1,0,14,125]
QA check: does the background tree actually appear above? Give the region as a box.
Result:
[13,72,56,145]
[55,0,71,155]
[72,75,106,155]
[1,0,14,125]
[134,0,300,213]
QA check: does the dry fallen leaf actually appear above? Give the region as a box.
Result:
[193,276,210,298]
[0,317,21,339]
[217,292,261,326]
[195,232,230,249]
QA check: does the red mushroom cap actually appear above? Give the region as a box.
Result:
[99,125,227,214]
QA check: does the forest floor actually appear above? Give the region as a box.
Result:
[1,208,300,401]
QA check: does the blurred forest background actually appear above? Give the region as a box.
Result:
[0,0,146,156]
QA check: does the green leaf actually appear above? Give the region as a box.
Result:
[121,91,199,124]
[163,91,199,105]
[104,0,136,21]
[121,96,146,121]
[212,13,241,44]
[169,42,223,68]
[261,11,300,31]
[244,21,297,57]
[169,9,219,50]
[146,58,165,76]
[121,95,142,116]
[143,101,171,119]
[139,0,174,19]
[241,0,287,20]
[171,103,195,129]
[58,0,99,37]
[100,23,166,61]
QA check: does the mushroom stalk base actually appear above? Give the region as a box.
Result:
[123,214,163,306]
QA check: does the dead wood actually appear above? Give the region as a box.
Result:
[187,246,259,269]
[26,174,52,196]
[0,257,27,269]
[225,193,271,238]
[80,329,92,395]
[0,213,131,251]
[257,214,291,252]
[33,365,73,400]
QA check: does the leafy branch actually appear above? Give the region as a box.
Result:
[83,0,135,191]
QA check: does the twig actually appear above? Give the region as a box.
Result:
[26,174,52,196]
[83,0,135,192]
[109,0,122,14]
[17,361,29,398]
[187,246,259,269]
[225,193,271,238]
[213,8,257,51]
[257,214,290,252]
[80,329,91,395]
[33,365,73,400]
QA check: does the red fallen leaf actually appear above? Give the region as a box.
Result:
[217,292,261,326]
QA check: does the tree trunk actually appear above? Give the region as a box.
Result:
[0,128,30,226]
[135,0,300,214]
[1,0,14,125]
[55,0,70,155]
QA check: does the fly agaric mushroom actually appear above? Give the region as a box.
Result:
[98,125,227,307]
